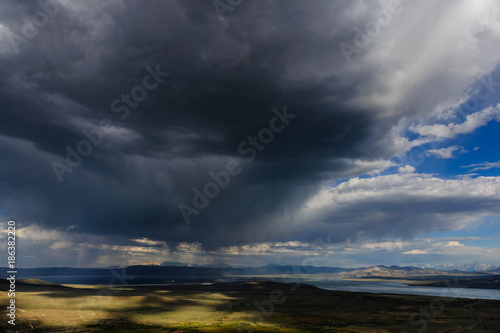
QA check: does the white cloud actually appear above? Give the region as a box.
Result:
[331,0,500,166]
[132,237,167,247]
[363,241,405,251]
[0,224,171,268]
[463,160,500,172]
[445,241,465,247]
[403,249,427,255]
[4,223,500,268]
[295,174,500,242]
[427,145,467,158]
[325,174,500,201]
[346,1,500,116]
[409,104,500,139]
[334,158,397,178]
[398,165,416,173]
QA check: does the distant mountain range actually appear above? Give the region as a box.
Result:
[157,261,500,273]
[2,263,499,282]
[419,263,500,272]
[0,263,351,279]
[340,265,447,278]
[160,261,236,268]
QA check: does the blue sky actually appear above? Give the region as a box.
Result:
[408,73,500,178]
[417,121,500,177]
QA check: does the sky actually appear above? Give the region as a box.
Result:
[1,0,500,268]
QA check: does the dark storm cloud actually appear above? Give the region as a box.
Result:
[1,0,498,250]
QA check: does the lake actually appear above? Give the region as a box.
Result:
[311,279,500,300]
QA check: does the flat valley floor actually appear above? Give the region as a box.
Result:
[1,279,500,332]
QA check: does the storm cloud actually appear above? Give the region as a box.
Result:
[1,0,500,258]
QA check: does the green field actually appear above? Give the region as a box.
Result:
[1,279,500,332]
